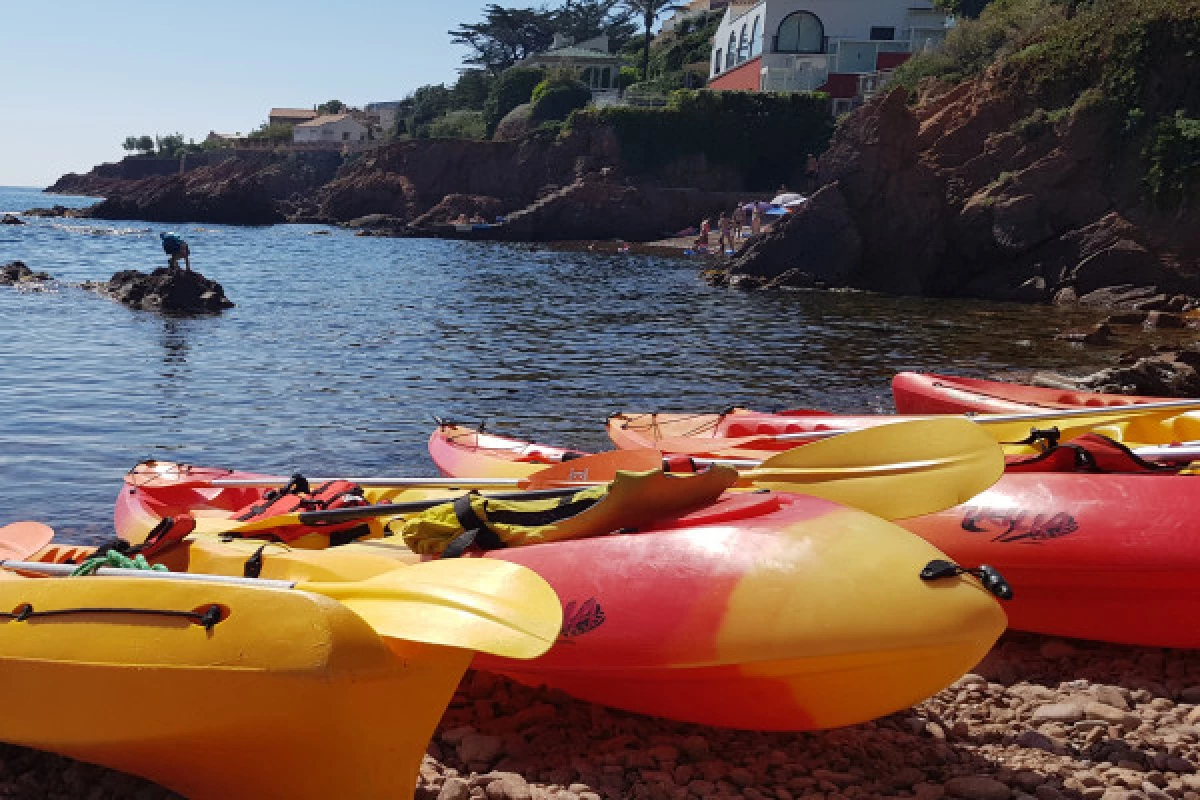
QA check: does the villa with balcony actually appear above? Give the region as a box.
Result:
[707,0,951,113]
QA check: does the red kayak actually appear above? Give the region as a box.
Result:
[892,371,1180,414]
[112,461,1006,731]
[433,425,1200,649]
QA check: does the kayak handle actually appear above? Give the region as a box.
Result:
[920,559,1013,600]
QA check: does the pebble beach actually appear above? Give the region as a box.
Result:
[4,632,1197,800]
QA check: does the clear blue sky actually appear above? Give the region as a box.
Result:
[0,0,495,187]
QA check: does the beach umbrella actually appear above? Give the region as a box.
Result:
[771,192,806,206]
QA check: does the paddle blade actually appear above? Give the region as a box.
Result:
[0,522,54,561]
[521,449,664,489]
[747,418,1004,520]
[305,559,562,660]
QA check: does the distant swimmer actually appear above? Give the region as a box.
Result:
[160,231,191,271]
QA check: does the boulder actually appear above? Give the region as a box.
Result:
[103,267,234,313]
[0,261,52,285]
[724,184,862,287]
[2,213,25,225]
[22,205,74,218]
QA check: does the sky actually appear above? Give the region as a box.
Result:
[0,0,496,187]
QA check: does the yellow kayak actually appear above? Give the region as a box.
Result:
[0,535,560,800]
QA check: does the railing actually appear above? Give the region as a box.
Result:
[761,61,830,93]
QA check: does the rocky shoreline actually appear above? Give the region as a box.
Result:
[1,632,1197,799]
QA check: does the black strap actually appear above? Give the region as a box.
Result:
[441,494,506,559]
[243,544,266,578]
[1004,427,1061,450]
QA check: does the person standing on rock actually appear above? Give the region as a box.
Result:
[160,231,191,271]
[717,213,734,254]
[732,204,746,240]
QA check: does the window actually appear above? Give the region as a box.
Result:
[726,32,736,68]
[342,131,350,141]
[749,16,761,57]
[776,11,824,53]
[870,26,896,40]
[713,48,723,73]
[737,23,749,62]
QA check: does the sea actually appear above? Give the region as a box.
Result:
[0,185,1118,543]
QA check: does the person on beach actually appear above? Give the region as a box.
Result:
[160,232,191,271]
[694,218,711,252]
[732,204,746,240]
[717,213,734,253]
[805,153,819,192]
[751,205,763,236]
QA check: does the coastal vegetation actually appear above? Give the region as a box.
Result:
[892,0,1200,209]
[120,133,200,158]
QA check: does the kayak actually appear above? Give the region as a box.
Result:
[604,407,1200,460]
[897,469,1200,648]
[0,541,555,800]
[427,424,583,479]
[892,371,1181,414]
[113,462,1008,731]
[431,427,1200,649]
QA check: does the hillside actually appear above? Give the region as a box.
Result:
[718,0,1200,307]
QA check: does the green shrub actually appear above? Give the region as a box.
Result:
[1143,112,1200,210]
[570,89,833,189]
[426,110,487,140]
[531,79,593,122]
[483,67,546,138]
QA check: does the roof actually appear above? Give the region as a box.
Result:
[295,113,366,129]
[270,107,319,120]
[534,44,618,60]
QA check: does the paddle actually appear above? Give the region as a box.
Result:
[731,418,1003,519]
[0,522,54,561]
[0,556,561,660]
[135,449,665,492]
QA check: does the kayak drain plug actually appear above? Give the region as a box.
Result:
[920,559,1013,601]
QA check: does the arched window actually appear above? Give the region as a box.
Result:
[776,11,824,53]
[726,32,737,68]
[737,24,749,62]
[749,16,761,57]
[713,48,723,74]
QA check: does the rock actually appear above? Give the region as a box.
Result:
[1015,730,1064,754]
[22,205,75,217]
[440,778,472,800]
[944,775,1012,800]
[485,773,532,800]
[101,267,234,312]
[1180,687,1200,704]
[343,213,407,230]
[1032,702,1086,724]
[459,733,504,765]
[2,213,24,224]
[1143,311,1186,329]
[0,261,52,285]
[1083,702,1140,728]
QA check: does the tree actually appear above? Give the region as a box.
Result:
[122,136,140,153]
[555,0,638,49]
[451,69,494,110]
[450,4,557,74]
[621,0,685,80]
[136,135,155,154]
[482,66,546,136]
[317,99,346,115]
[155,133,186,158]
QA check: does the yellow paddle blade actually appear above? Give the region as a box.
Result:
[743,418,1004,520]
[301,558,562,660]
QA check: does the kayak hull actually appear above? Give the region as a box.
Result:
[891,371,1181,414]
[898,472,1200,648]
[0,570,471,800]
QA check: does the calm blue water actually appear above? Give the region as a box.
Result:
[0,185,1115,542]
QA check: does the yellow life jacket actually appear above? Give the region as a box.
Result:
[400,466,740,557]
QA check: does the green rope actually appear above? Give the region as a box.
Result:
[71,550,169,577]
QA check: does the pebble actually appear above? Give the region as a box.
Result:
[2,632,1199,799]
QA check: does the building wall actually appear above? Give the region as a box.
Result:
[294,119,369,143]
[710,0,938,81]
[708,56,763,91]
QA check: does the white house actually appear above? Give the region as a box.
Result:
[292,113,370,145]
[518,34,623,106]
[365,101,403,134]
[707,0,951,112]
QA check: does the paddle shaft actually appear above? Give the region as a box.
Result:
[0,561,293,588]
[212,477,523,489]
[288,487,582,524]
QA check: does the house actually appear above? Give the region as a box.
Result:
[707,0,951,113]
[518,34,623,106]
[269,108,318,127]
[365,101,403,134]
[204,131,242,146]
[292,114,370,146]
